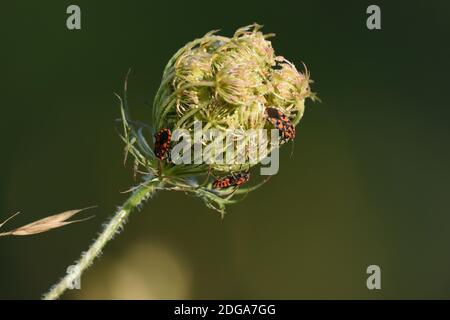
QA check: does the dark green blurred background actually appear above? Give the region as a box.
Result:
[1,1,450,299]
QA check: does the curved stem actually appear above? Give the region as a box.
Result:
[42,179,160,300]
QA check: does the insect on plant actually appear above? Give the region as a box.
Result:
[212,171,251,190]
[154,128,172,161]
[265,107,296,144]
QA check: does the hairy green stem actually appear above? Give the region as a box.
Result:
[42,179,160,300]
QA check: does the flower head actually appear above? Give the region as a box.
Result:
[119,24,318,215]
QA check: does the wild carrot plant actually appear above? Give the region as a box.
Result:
[41,24,317,299]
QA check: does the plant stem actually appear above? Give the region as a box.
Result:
[42,179,160,300]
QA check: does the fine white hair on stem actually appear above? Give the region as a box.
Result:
[42,180,159,300]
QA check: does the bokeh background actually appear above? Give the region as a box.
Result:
[1,0,450,299]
